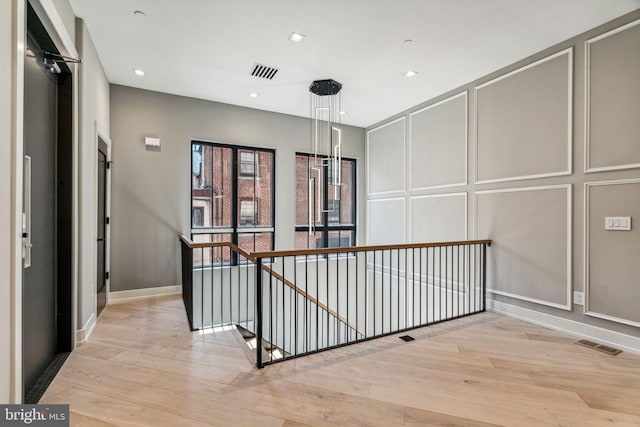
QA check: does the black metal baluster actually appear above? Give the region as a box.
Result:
[419,247,423,325]
[373,250,376,336]
[457,245,460,318]
[305,254,309,353]
[336,251,339,344]
[445,245,448,319]
[256,257,263,368]
[270,256,274,363]
[346,248,349,344]
[294,255,298,356]
[404,248,407,330]
[220,247,224,326]
[439,246,442,323]
[316,253,319,352]
[472,244,476,313]
[482,243,487,312]
[282,256,286,359]
[397,248,400,332]
[326,251,329,347]
[200,247,204,329]
[465,245,471,314]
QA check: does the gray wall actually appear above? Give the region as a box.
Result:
[366,10,640,339]
[75,18,111,330]
[109,85,366,292]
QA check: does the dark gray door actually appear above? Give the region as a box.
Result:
[23,39,58,393]
[97,140,108,316]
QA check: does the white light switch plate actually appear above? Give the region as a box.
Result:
[605,216,631,231]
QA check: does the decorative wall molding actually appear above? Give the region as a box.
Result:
[366,117,406,196]
[408,192,468,242]
[584,178,640,328]
[584,18,640,174]
[366,197,406,245]
[474,48,573,184]
[408,91,468,191]
[475,184,572,310]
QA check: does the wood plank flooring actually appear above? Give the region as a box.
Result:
[41,295,640,426]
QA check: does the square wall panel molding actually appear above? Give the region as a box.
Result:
[476,185,572,310]
[475,49,573,184]
[585,179,640,328]
[367,118,406,196]
[585,19,640,173]
[409,92,467,191]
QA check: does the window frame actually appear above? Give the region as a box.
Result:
[295,152,357,248]
[190,141,275,257]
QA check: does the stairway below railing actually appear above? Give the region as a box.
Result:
[179,235,491,368]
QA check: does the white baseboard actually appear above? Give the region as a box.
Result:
[488,299,640,354]
[75,312,96,346]
[108,285,182,303]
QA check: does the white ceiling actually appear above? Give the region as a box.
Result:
[69,0,640,128]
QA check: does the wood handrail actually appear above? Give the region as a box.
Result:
[251,239,492,259]
[180,235,491,256]
[179,235,364,336]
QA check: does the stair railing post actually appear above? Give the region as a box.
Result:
[482,243,488,312]
[256,256,264,368]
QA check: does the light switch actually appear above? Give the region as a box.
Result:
[605,216,632,231]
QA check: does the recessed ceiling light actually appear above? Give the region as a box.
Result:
[288,32,306,42]
[339,111,347,115]
[133,68,145,76]
[249,92,259,98]
[403,70,418,77]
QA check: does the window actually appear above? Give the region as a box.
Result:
[192,207,204,227]
[239,151,257,176]
[239,199,257,226]
[295,153,356,249]
[191,142,274,259]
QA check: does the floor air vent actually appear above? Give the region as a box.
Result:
[576,339,622,356]
[399,335,415,342]
[251,63,278,80]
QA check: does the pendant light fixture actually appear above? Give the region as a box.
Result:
[308,79,342,234]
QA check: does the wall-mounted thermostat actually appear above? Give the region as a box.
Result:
[604,216,631,231]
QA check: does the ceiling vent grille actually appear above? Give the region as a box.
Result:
[251,63,278,80]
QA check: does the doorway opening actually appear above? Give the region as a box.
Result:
[97,136,110,317]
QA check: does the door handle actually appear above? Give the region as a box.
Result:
[23,156,32,268]
[97,238,105,242]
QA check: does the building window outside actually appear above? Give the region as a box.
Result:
[191,141,274,263]
[239,199,257,226]
[192,207,204,227]
[239,151,257,176]
[295,153,356,249]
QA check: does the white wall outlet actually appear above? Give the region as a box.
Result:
[605,216,631,231]
[573,291,584,306]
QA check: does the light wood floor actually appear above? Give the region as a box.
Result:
[41,295,640,426]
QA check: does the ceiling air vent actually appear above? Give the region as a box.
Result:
[251,63,278,80]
